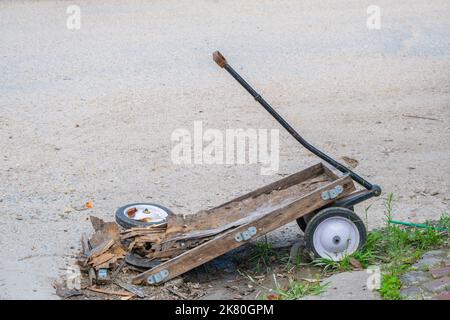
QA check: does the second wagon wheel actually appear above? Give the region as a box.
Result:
[115,203,173,229]
[304,207,367,261]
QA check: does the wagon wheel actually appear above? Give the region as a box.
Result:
[296,206,354,232]
[304,207,366,261]
[115,203,173,229]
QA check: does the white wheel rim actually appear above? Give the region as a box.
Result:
[313,216,360,261]
[123,205,168,224]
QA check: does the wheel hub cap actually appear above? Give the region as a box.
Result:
[123,204,168,224]
[313,216,360,261]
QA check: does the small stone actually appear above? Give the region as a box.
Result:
[400,271,432,286]
[400,286,423,300]
[430,267,450,279]
[412,250,447,270]
[432,291,450,300]
[422,276,450,293]
[289,242,302,261]
[63,207,73,213]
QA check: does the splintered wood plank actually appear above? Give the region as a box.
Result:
[166,163,327,236]
[86,286,134,297]
[80,233,91,255]
[90,252,115,268]
[132,175,355,285]
[120,225,166,234]
[87,238,115,259]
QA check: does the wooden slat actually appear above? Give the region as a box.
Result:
[165,162,326,236]
[132,175,355,285]
[321,162,344,180]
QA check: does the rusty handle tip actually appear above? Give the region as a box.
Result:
[213,51,227,68]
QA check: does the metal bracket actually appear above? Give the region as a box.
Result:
[96,268,110,285]
[321,185,344,200]
[147,269,169,285]
[235,226,257,242]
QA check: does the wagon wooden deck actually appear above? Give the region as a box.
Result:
[132,162,356,285]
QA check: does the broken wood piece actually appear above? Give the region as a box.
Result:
[129,236,163,244]
[88,238,115,259]
[89,216,121,247]
[90,216,105,231]
[121,226,166,232]
[96,260,117,270]
[110,244,127,256]
[81,233,91,255]
[111,259,127,280]
[86,286,134,297]
[121,232,163,241]
[114,279,146,298]
[120,225,166,235]
[127,240,137,251]
[88,267,97,286]
[89,252,115,268]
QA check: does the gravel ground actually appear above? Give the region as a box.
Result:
[0,0,449,299]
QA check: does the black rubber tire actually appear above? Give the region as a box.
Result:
[296,206,354,232]
[115,202,174,229]
[304,207,366,261]
[296,214,312,232]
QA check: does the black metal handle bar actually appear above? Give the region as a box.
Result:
[213,51,381,197]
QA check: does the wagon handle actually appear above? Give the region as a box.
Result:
[212,50,381,198]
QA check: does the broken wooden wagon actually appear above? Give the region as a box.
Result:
[116,51,382,286]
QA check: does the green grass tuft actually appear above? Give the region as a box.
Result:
[379,274,402,300]
[249,237,276,273]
